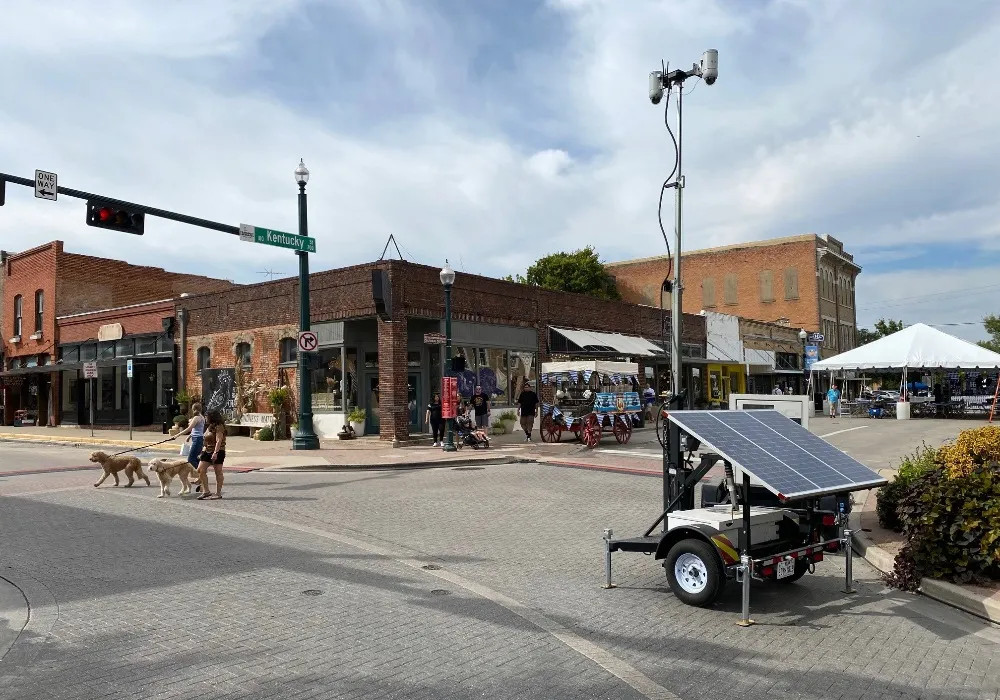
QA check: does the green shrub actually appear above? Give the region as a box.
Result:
[895,463,1000,585]
[490,424,507,436]
[348,407,366,423]
[268,386,291,410]
[876,444,939,531]
[172,415,189,429]
[256,426,274,441]
[175,389,191,405]
[498,409,517,422]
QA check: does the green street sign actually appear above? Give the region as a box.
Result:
[239,224,316,253]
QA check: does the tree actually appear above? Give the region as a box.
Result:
[857,318,904,345]
[509,247,620,301]
[977,314,1000,353]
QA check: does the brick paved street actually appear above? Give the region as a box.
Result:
[1,458,999,699]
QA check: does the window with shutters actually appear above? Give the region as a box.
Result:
[784,268,799,300]
[702,277,716,307]
[724,274,738,305]
[759,270,774,302]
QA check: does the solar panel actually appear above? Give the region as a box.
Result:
[667,410,886,500]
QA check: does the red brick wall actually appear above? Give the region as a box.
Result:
[58,300,176,344]
[2,242,60,361]
[55,251,234,318]
[608,236,821,333]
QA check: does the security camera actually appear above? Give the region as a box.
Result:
[700,49,718,85]
[649,71,665,104]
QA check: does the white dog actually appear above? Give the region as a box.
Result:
[148,458,198,498]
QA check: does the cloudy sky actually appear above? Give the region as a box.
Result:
[1,0,998,341]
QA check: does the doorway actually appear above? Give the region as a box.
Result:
[364,375,381,435]
[408,373,421,433]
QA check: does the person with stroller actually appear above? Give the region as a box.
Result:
[455,401,490,448]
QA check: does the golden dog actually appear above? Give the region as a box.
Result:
[91,451,150,488]
[148,458,198,498]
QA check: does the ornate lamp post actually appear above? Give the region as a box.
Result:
[440,260,457,452]
[799,328,809,396]
[292,159,319,450]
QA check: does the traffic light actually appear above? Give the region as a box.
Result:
[86,200,144,235]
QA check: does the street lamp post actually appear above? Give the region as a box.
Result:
[440,260,457,452]
[799,328,809,396]
[292,159,319,450]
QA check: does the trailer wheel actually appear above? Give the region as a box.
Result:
[776,558,810,584]
[665,539,723,607]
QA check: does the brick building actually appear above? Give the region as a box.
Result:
[177,259,708,441]
[606,234,861,359]
[1,241,233,426]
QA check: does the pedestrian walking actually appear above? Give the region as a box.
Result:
[173,402,205,491]
[426,391,444,446]
[471,385,490,429]
[516,380,539,442]
[827,384,841,418]
[196,411,227,500]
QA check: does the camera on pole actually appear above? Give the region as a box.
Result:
[86,200,145,235]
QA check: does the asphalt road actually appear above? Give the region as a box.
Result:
[0,443,96,474]
[0,454,998,700]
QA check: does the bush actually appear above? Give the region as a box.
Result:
[348,407,366,423]
[256,426,274,441]
[268,387,291,410]
[876,443,938,531]
[936,425,1000,478]
[895,461,1000,585]
[498,409,517,422]
[172,415,189,429]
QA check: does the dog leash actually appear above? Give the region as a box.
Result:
[105,435,178,458]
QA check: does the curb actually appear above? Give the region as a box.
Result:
[0,437,176,453]
[849,514,1000,624]
[260,456,535,472]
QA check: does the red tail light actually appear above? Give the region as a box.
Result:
[822,514,837,527]
[812,552,824,563]
[761,566,774,577]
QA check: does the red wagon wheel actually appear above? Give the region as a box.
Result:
[581,413,602,449]
[612,415,632,444]
[540,415,562,443]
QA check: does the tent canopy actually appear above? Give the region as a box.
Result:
[549,326,662,357]
[811,323,1000,370]
[541,360,638,375]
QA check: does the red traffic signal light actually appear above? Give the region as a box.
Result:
[86,200,144,235]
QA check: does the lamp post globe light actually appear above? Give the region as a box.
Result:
[292,158,319,450]
[440,260,457,452]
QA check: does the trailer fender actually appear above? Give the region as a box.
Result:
[654,527,734,568]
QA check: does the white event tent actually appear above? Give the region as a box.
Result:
[811,323,1000,371]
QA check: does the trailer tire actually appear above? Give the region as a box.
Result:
[664,539,723,607]
[776,558,810,584]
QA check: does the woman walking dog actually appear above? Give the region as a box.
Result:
[173,403,206,491]
[195,411,227,500]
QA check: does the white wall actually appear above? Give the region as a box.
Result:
[705,311,744,362]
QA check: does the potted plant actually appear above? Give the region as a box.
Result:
[170,414,188,436]
[497,409,518,433]
[175,389,191,414]
[268,386,291,440]
[348,407,367,436]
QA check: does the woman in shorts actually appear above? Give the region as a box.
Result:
[196,411,227,500]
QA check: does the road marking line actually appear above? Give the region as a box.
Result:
[99,488,682,700]
[602,449,662,459]
[818,426,869,438]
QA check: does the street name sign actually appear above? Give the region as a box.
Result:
[35,169,57,200]
[83,362,98,379]
[423,332,446,345]
[240,223,316,253]
[808,332,824,343]
[297,330,318,353]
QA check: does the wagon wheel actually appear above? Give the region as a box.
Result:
[613,415,632,444]
[655,404,670,449]
[540,415,562,443]
[581,413,602,449]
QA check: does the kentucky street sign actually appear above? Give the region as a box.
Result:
[240,223,316,253]
[34,169,57,201]
[297,330,318,353]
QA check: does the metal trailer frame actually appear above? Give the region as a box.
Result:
[602,395,858,626]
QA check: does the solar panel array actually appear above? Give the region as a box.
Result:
[667,410,886,499]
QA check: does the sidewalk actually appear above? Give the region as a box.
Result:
[0,424,575,470]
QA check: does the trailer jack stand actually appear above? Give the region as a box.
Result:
[842,529,855,595]
[602,528,616,589]
[736,555,755,627]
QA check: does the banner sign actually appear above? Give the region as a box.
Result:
[441,377,459,419]
[805,345,819,372]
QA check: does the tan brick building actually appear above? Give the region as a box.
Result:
[607,234,861,359]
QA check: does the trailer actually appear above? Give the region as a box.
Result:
[602,408,887,625]
[539,360,642,448]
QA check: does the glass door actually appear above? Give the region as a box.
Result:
[364,375,381,435]
[408,373,421,432]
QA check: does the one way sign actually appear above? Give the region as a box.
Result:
[34,169,57,201]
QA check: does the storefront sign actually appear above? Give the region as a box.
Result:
[441,377,458,418]
[98,323,124,342]
[805,345,819,372]
[424,332,446,345]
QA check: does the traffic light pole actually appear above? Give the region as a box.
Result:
[0,172,240,235]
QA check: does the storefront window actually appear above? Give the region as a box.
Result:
[157,335,172,354]
[407,350,422,368]
[477,348,509,404]
[509,351,537,392]
[364,352,378,370]
[99,341,115,360]
[80,343,97,362]
[115,339,134,357]
[345,349,358,408]
[311,348,344,413]
[100,366,116,410]
[137,337,157,355]
[60,345,80,363]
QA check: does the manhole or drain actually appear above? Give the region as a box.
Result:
[452,466,485,471]
[421,564,442,570]
[430,589,450,596]
[301,589,323,596]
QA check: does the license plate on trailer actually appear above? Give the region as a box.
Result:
[776,559,796,579]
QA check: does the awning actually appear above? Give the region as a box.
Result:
[549,326,663,357]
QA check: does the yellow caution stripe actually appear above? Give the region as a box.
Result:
[710,534,740,565]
